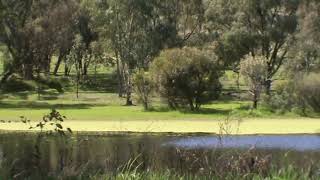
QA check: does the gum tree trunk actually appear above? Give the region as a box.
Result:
[54,54,64,76]
[125,73,133,106]
[252,91,258,109]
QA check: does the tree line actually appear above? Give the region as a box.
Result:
[0,0,319,112]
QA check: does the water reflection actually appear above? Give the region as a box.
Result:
[0,133,319,177]
[0,145,3,168]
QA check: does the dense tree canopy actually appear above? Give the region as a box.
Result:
[213,0,300,94]
[0,0,77,81]
[0,0,319,111]
[95,0,207,104]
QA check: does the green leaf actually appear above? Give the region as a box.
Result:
[67,128,73,134]
[56,123,63,129]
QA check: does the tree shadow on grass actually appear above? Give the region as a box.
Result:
[0,92,30,100]
[40,96,59,101]
[145,106,172,113]
[180,108,232,115]
[0,90,62,101]
[0,101,104,110]
[38,91,62,101]
[146,106,233,115]
[80,73,119,93]
[297,113,320,119]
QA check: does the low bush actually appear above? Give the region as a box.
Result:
[0,73,65,93]
[264,73,320,114]
[240,55,268,109]
[151,47,223,111]
[0,73,37,92]
[262,80,297,114]
[133,69,154,110]
[37,75,64,93]
[296,73,320,112]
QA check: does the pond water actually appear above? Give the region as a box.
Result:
[165,135,320,151]
[0,133,319,177]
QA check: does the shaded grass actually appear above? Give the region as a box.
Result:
[0,101,319,134]
[0,66,319,134]
[1,165,315,180]
[87,168,313,180]
[80,73,119,93]
[0,91,306,120]
[0,101,100,109]
[0,90,319,134]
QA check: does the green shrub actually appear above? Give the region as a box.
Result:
[296,73,320,112]
[1,73,65,93]
[263,80,297,114]
[1,73,37,92]
[240,55,268,109]
[37,74,64,93]
[151,47,222,111]
[264,73,320,114]
[133,69,154,110]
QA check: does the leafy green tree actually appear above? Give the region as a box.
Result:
[289,0,320,74]
[212,0,299,94]
[240,55,268,109]
[296,73,320,113]
[76,0,99,76]
[0,0,77,82]
[133,70,154,110]
[0,0,34,81]
[204,0,241,33]
[66,35,88,98]
[151,47,222,111]
[96,0,206,105]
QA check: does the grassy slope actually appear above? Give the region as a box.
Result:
[0,92,319,134]
[0,60,319,134]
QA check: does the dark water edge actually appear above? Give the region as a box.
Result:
[0,132,319,178]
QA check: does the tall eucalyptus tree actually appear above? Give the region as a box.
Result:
[0,0,77,82]
[209,0,300,94]
[97,0,206,105]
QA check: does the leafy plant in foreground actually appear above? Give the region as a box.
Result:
[20,109,72,136]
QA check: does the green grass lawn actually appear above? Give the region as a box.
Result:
[1,107,319,134]
[0,60,319,135]
[0,91,319,134]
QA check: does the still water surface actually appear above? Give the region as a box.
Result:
[0,133,319,176]
[165,135,320,151]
